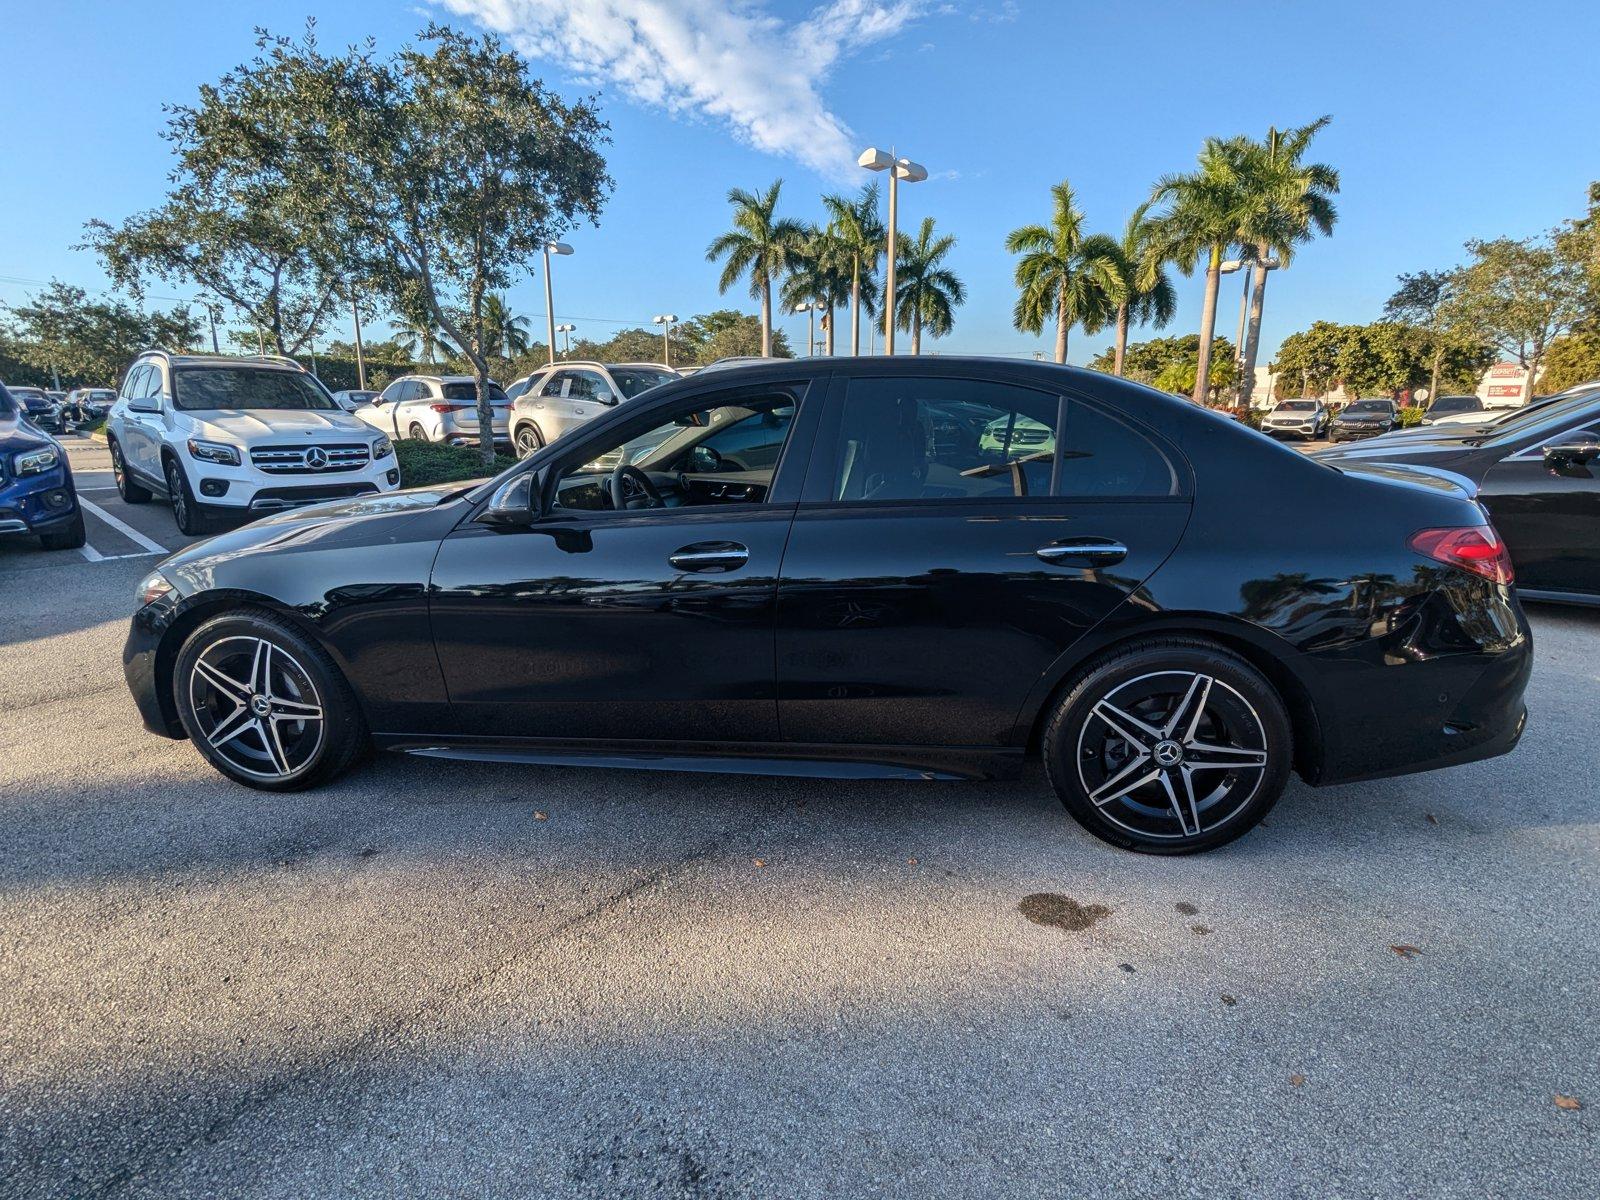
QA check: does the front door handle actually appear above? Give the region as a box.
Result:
[669,541,749,573]
[1036,538,1129,567]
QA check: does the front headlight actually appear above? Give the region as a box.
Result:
[14,447,59,476]
[187,438,242,466]
[136,570,175,608]
[372,435,394,461]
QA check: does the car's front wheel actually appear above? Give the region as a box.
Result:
[1042,639,1292,855]
[173,610,369,791]
[39,510,86,551]
[163,456,212,537]
[513,422,545,457]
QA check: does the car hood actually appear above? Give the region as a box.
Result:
[1314,436,1485,477]
[157,484,473,590]
[1334,411,1390,422]
[0,414,57,454]
[184,408,375,441]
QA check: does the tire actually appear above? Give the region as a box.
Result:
[109,437,152,503]
[163,455,209,536]
[1041,638,1292,855]
[172,608,369,791]
[513,422,545,457]
[39,509,86,551]
[408,422,429,442]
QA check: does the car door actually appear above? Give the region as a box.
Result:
[774,369,1193,750]
[427,371,825,744]
[128,365,167,478]
[1479,414,1600,596]
[370,380,408,437]
[114,365,154,474]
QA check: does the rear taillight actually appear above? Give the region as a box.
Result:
[428,402,460,413]
[1409,526,1514,585]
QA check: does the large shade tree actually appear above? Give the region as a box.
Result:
[706,180,806,358]
[1006,180,1125,363]
[893,217,965,354]
[169,24,612,463]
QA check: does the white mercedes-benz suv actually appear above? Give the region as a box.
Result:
[105,351,400,535]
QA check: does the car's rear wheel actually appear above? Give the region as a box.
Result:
[109,438,152,503]
[173,610,368,791]
[514,423,544,457]
[39,510,86,551]
[1042,639,1292,855]
[164,456,209,536]
[408,422,429,442]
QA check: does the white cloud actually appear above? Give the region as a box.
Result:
[436,0,927,177]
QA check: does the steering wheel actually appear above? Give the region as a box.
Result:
[609,463,664,510]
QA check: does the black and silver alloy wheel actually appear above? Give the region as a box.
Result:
[173,611,369,791]
[110,438,152,503]
[1044,640,1291,854]
[514,423,544,457]
[188,636,325,781]
[1076,671,1268,842]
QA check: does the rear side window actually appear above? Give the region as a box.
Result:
[827,376,1177,501]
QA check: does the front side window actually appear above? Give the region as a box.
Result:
[612,369,677,399]
[120,365,149,400]
[550,388,800,513]
[538,372,568,398]
[171,367,335,412]
[565,371,603,400]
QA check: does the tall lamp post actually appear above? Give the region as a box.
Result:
[858,147,927,356]
[193,296,221,355]
[652,314,677,367]
[554,322,576,359]
[793,302,819,356]
[541,241,574,364]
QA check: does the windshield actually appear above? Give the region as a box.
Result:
[172,367,337,412]
[611,369,677,399]
[1429,396,1478,413]
[1346,401,1391,414]
[440,382,508,403]
[1276,401,1316,412]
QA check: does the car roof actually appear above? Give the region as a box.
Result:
[136,351,307,373]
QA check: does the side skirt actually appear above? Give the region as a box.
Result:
[374,734,1024,782]
[1517,588,1600,609]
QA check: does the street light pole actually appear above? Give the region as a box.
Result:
[652,314,677,367]
[195,297,220,355]
[793,302,818,356]
[542,242,574,365]
[858,147,927,356]
[554,322,576,358]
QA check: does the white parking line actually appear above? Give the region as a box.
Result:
[79,541,104,563]
[78,498,169,555]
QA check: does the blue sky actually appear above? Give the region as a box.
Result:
[1,0,1596,366]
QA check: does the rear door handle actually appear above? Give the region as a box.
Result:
[669,541,749,573]
[1036,538,1129,567]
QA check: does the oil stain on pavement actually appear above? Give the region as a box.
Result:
[1018,893,1110,932]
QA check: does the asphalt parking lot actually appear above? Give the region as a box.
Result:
[2,435,1596,1199]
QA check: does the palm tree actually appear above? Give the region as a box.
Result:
[390,313,440,365]
[894,217,965,354]
[482,293,533,362]
[1006,180,1126,364]
[706,180,806,357]
[780,225,852,355]
[1149,137,1254,404]
[1110,202,1177,376]
[822,182,885,354]
[1232,117,1339,404]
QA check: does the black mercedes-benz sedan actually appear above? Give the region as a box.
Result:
[124,358,1532,855]
[1317,383,1600,606]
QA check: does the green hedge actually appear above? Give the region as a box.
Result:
[1396,406,1427,428]
[394,439,518,488]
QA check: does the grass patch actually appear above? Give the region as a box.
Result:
[395,439,518,488]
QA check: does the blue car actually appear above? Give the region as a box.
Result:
[0,382,85,550]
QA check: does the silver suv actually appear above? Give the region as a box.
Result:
[357,375,510,446]
[508,361,678,455]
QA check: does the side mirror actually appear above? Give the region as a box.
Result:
[1543,438,1600,468]
[596,389,616,405]
[128,395,161,414]
[478,471,540,528]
